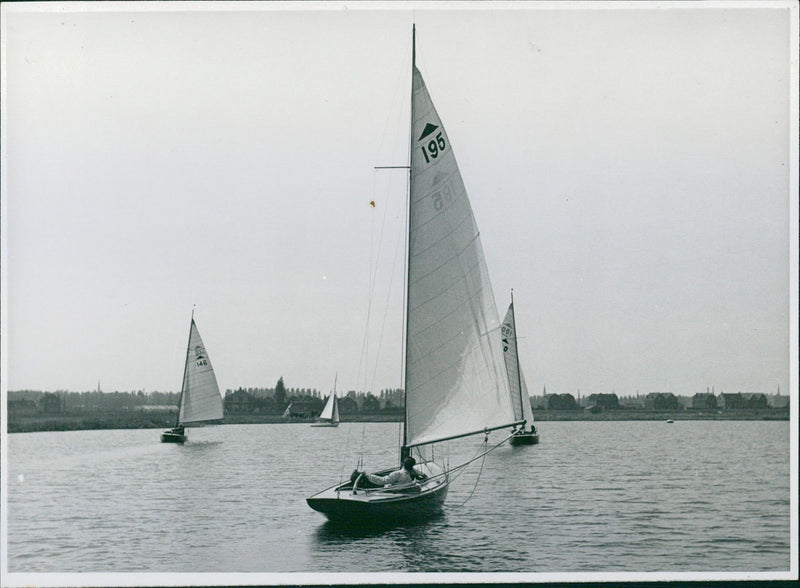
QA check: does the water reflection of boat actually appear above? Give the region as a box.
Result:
[313,511,443,540]
[306,25,521,525]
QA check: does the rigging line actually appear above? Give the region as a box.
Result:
[358,423,367,469]
[359,39,411,396]
[454,439,488,508]
[447,437,491,484]
[360,166,398,395]
[369,191,405,392]
[365,172,393,391]
[354,202,377,393]
[366,200,376,389]
[445,430,516,483]
[373,40,412,172]
[338,421,355,485]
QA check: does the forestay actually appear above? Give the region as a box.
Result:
[404,65,516,448]
[178,320,223,424]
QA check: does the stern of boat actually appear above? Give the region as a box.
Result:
[510,432,539,445]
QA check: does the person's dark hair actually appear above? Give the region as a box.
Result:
[403,456,416,470]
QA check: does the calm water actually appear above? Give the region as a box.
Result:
[6,420,793,577]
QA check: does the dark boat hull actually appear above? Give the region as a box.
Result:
[161,429,186,443]
[510,432,539,445]
[307,463,448,524]
[310,422,339,427]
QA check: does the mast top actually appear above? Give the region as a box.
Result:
[412,24,416,69]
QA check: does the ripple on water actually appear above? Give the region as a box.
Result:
[6,421,792,574]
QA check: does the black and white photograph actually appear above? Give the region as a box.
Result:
[1,1,797,585]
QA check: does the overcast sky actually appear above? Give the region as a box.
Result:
[2,1,797,398]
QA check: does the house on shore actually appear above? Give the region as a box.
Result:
[644,392,679,410]
[717,392,745,409]
[546,393,578,410]
[743,393,769,409]
[585,393,620,411]
[284,401,315,418]
[691,393,717,410]
[225,389,255,414]
[38,392,64,414]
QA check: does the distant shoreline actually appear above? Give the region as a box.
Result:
[6,408,789,434]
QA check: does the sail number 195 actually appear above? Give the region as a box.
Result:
[421,132,447,163]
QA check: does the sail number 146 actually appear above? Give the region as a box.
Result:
[421,132,447,163]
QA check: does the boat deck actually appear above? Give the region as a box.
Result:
[307,461,448,523]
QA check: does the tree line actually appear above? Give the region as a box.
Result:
[8,377,407,415]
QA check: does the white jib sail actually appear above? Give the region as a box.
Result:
[332,395,340,423]
[520,370,535,428]
[405,65,516,448]
[319,392,336,421]
[178,319,223,424]
[502,302,535,430]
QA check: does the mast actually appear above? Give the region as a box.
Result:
[401,24,415,462]
[176,307,194,427]
[510,290,526,430]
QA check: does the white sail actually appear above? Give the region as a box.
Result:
[404,65,517,448]
[319,391,337,422]
[520,370,535,428]
[501,303,524,421]
[502,302,535,431]
[178,319,223,424]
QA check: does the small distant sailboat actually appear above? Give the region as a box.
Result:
[161,311,223,443]
[502,294,539,446]
[312,376,340,427]
[307,26,522,524]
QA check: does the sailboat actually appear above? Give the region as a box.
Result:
[306,26,522,523]
[501,295,540,446]
[311,376,340,427]
[161,312,224,443]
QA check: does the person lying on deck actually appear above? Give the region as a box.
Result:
[351,457,427,488]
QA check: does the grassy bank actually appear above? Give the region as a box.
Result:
[7,407,789,433]
[7,412,177,433]
[532,408,790,421]
[6,411,405,433]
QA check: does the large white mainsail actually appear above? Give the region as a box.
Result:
[178,319,223,424]
[502,301,535,431]
[404,64,517,448]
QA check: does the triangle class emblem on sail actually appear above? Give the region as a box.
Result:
[418,122,439,141]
